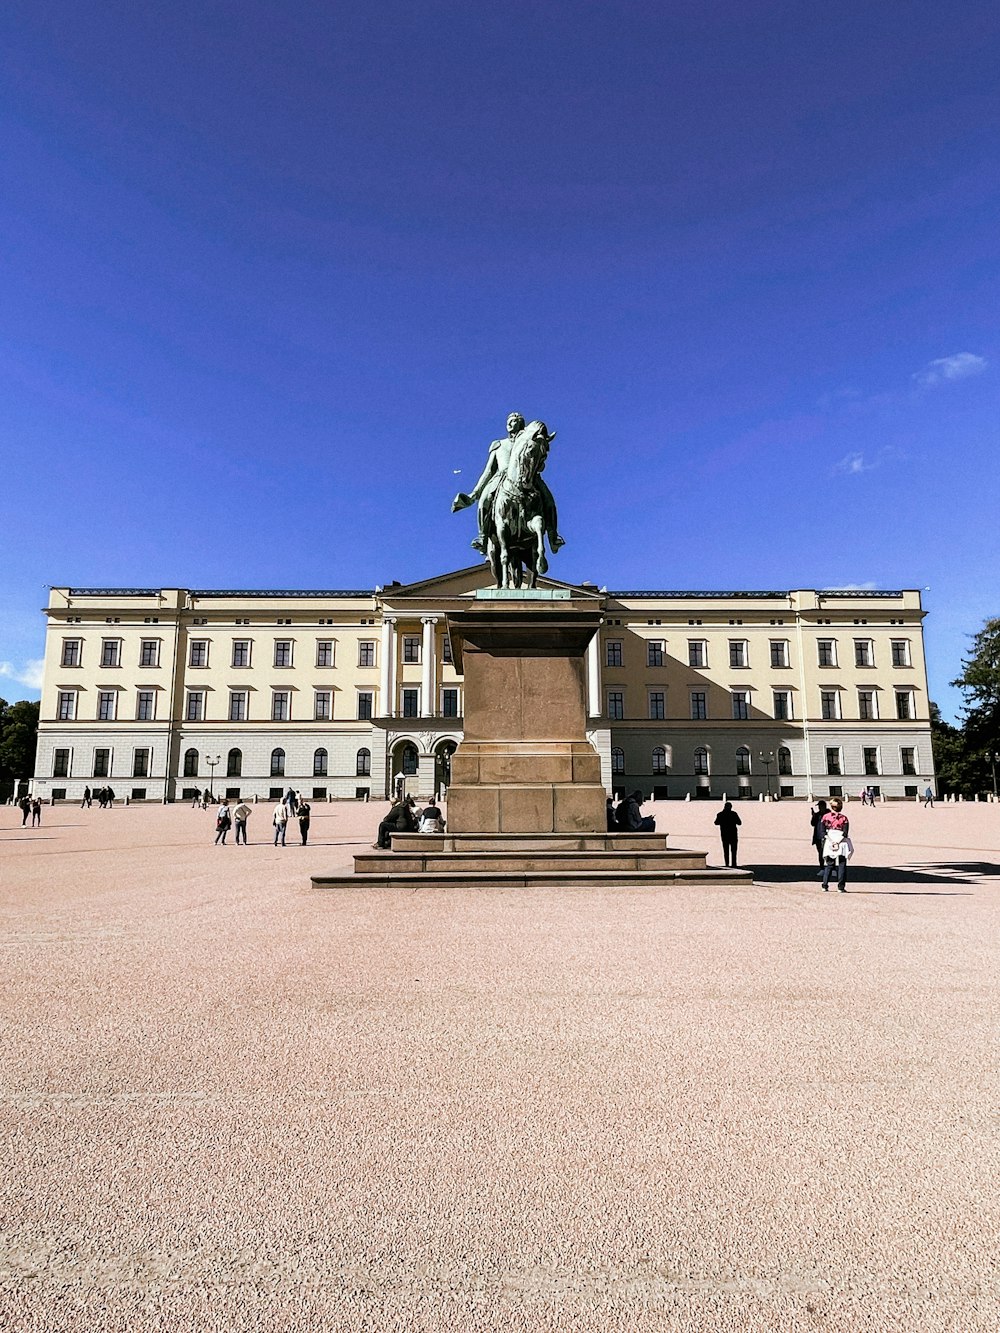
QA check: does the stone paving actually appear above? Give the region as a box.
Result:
[1,797,998,1331]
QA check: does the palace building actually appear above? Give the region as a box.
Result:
[34,566,934,803]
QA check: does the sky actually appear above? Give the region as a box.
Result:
[1,0,997,722]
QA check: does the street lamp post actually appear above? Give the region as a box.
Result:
[759,750,775,801]
[989,751,998,800]
[205,754,220,800]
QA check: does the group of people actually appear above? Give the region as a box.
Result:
[80,786,116,808]
[605,791,656,833]
[17,795,43,826]
[210,788,312,846]
[373,795,446,849]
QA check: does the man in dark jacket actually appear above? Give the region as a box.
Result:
[617,790,655,833]
[714,801,742,867]
[374,795,418,849]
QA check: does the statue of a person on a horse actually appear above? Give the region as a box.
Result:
[451,412,564,589]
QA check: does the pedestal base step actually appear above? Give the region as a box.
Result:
[312,866,753,891]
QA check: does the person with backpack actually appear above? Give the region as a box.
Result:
[820,797,852,892]
[214,800,232,845]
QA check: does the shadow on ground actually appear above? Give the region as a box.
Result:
[746,861,1000,892]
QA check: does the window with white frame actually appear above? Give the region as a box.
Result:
[97,690,117,722]
[403,635,420,664]
[863,746,880,776]
[858,688,877,720]
[57,691,77,721]
[314,691,332,721]
[356,747,371,776]
[820,690,840,720]
[773,690,791,720]
[607,690,624,720]
[900,746,917,775]
[93,747,111,777]
[777,746,792,776]
[273,640,293,668]
[232,639,251,668]
[53,748,71,777]
[316,640,335,667]
[227,749,242,777]
[611,747,625,775]
[272,691,290,722]
[441,687,459,718]
[61,638,82,667]
[139,639,160,668]
[895,689,914,720]
[401,687,420,718]
[358,640,376,667]
[229,691,248,722]
[186,691,205,721]
[442,635,453,665]
[357,690,374,720]
[891,639,911,667]
[690,691,707,720]
[735,746,751,775]
[313,748,328,777]
[825,747,842,776]
[652,746,667,774]
[854,639,874,667]
[731,690,749,720]
[688,640,707,668]
[770,640,789,669]
[729,640,748,668]
[101,639,122,668]
[133,748,150,778]
[817,639,837,667]
[183,748,198,778]
[606,640,623,668]
[648,690,665,720]
[647,640,664,667]
[136,690,155,722]
[188,639,209,668]
[270,748,285,777]
[693,747,709,775]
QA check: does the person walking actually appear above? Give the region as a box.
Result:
[214,800,232,845]
[81,786,92,809]
[105,786,116,807]
[18,795,31,826]
[714,801,742,868]
[820,797,851,892]
[924,784,935,808]
[296,800,311,846]
[30,797,42,827]
[810,799,829,871]
[233,800,252,844]
[272,801,288,847]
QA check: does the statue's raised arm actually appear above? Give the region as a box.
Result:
[451,412,564,589]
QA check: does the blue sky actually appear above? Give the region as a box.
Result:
[1,0,997,721]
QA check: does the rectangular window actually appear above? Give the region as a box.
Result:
[53,748,70,778]
[357,690,374,720]
[93,748,110,777]
[441,687,459,718]
[186,691,204,722]
[731,690,749,720]
[606,640,623,668]
[139,640,159,668]
[647,641,664,667]
[773,690,791,720]
[895,690,913,720]
[101,639,121,668]
[820,690,839,720]
[901,747,917,776]
[891,640,911,667]
[402,688,419,718]
[232,640,251,668]
[826,747,842,776]
[274,640,293,668]
[61,639,82,667]
[607,690,624,720]
[403,635,420,664]
[817,639,837,667]
[854,639,874,668]
[778,749,792,776]
[136,691,155,722]
[690,691,707,720]
[648,690,665,720]
[314,691,332,721]
[316,640,334,668]
[729,640,748,669]
[57,691,77,721]
[688,640,707,668]
[442,636,453,665]
[229,691,248,722]
[858,689,877,721]
[189,640,209,668]
[863,747,880,776]
[133,748,150,778]
[98,690,117,722]
[358,640,376,667]
[770,640,789,669]
[272,691,290,722]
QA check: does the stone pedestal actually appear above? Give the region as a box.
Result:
[445,598,606,834]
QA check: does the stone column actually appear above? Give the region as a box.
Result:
[586,634,601,718]
[379,616,396,718]
[421,616,438,717]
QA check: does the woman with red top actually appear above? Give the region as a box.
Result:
[820,798,851,892]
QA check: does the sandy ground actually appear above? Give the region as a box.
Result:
[1,796,998,1332]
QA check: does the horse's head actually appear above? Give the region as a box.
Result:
[509,420,556,485]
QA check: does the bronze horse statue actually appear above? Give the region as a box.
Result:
[488,420,556,589]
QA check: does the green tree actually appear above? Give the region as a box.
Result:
[952,617,1000,755]
[0,698,40,800]
[929,702,984,797]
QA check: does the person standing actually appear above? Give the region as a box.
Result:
[283,787,297,818]
[214,800,232,845]
[820,797,851,892]
[296,800,311,846]
[81,786,92,809]
[809,800,829,871]
[272,801,288,847]
[606,797,617,832]
[233,799,252,844]
[18,795,31,826]
[31,797,42,827]
[714,801,742,868]
[924,784,935,808]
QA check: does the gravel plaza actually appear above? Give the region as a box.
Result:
[2,797,998,1332]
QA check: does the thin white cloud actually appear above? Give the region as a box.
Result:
[0,659,44,691]
[823,582,878,590]
[914,352,988,387]
[835,451,874,475]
